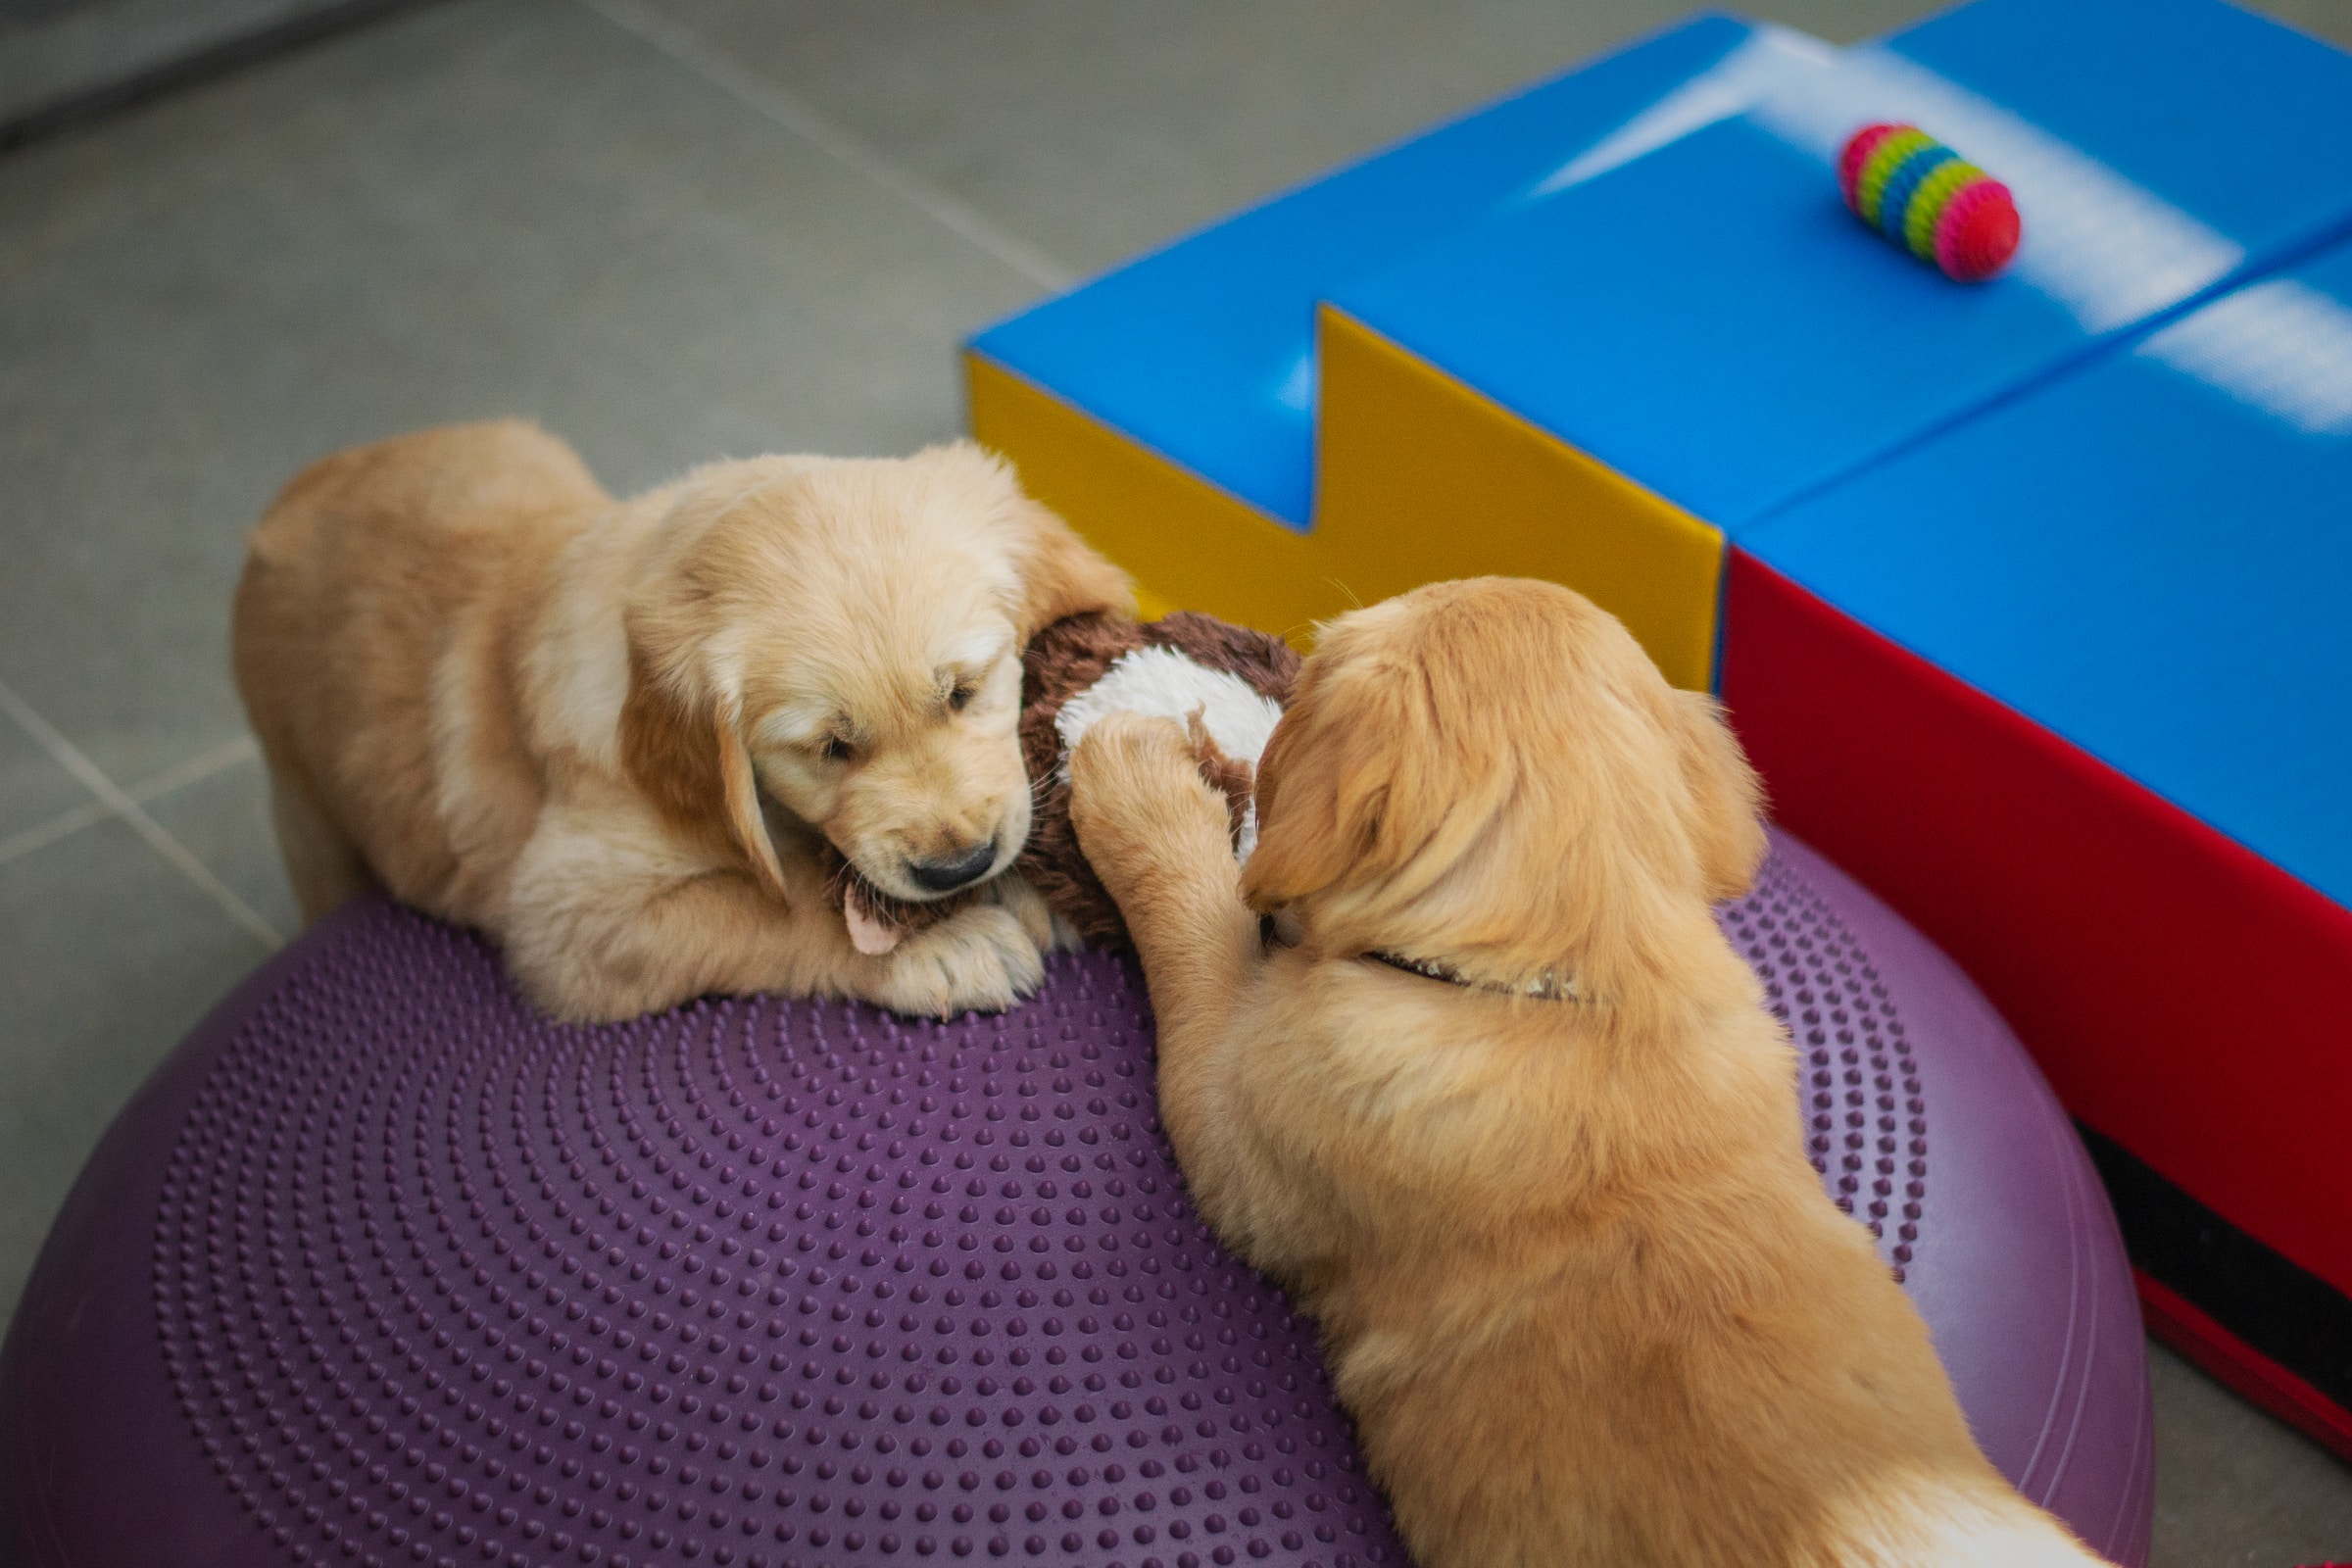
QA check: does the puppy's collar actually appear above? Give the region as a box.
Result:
[1363,950,1585,1004]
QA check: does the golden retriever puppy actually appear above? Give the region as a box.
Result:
[235,419,1127,1022]
[1067,577,2105,1568]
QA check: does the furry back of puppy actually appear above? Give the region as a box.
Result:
[1065,577,2107,1568]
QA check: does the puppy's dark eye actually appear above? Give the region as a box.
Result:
[948,682,975,712]
[821,735,853,762]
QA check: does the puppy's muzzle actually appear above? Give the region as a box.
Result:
[907,839,999,896]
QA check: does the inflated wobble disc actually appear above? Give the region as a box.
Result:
[0,829,2149,1567]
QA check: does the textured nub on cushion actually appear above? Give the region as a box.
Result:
[0,830,2150,1568]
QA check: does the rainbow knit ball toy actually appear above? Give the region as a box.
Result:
[1838,122,2021,282]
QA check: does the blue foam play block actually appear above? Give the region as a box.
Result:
[970,14,1766,527]
[1335,0,2352,533]
[1332,116,2068,529]
[976,0,2352,538]
[1738,238,2352,908]
[1890,0,2352,245]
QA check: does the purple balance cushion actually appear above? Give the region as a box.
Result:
[1731,834,2152,1563]
[0,828,2151,1567]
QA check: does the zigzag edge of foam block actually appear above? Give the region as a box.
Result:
[966,314,1726,692]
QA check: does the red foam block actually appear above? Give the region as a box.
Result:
[1718,550,2352,1340]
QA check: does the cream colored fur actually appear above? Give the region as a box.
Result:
[1066,577,2107,1568]
[234,419,1128,1022]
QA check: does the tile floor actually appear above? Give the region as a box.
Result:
[2,2,2349,1563]
[0,0,371,136]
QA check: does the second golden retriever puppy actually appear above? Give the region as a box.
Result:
[235,420,1127,1022]
[1067,578,2104,1568]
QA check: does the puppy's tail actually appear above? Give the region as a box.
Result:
[1828,1476,2116,1567]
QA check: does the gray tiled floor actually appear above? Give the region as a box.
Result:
[1,0,375,131]
[0,710,86,843]
[644,0,2352,281]
[1,3,2348,1566]
[641,0,1928,281]
[2152,1343,2352,1566]
[0,814,268,1320]
[136,743,302,940]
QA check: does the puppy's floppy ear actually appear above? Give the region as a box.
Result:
[712,703,789,901]
[1672,689,1767,903]
[1241,647,1498,913]
[619,646,789,903]
[1011,497,1132,640]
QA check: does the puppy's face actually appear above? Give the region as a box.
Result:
[1243,577,1764,991]
[622,441,1128,907]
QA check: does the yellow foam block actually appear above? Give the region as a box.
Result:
[963,354,1332,642]
[966,311,1724,689]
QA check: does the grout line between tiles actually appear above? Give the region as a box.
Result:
[0,678,280,949]
[0,734,260,867]
[129,733,262,800]
[573,0,1077,294]
[0,798,110,866]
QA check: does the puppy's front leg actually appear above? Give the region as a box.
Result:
[869,899,1046,1017]
[503,854,845,1022]
[507,806,1045,1022]
[1069,712,1260,1229]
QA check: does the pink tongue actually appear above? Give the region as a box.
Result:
[845,895,905,956]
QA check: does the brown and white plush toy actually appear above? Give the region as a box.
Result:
[826,610,1299,954]
[1014,610,1300,946]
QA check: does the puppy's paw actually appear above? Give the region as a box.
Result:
[1069,711,1231,864]
[987,871,1080,954]
[872,903,1045,1017]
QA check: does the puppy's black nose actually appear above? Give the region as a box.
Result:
[908,840,998,895]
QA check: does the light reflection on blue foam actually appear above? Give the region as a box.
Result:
[1528,24,1837,197]
[1270,351,1316,415]
[1249,28,1826,451]
[2138,279,2352,437]
[1752,46,2243,333]
[1529,29,2250,339]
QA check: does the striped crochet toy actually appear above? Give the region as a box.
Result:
[1838,122,2021,282]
